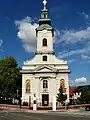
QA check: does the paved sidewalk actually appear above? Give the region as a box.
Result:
[49,109,90,116]
[0,107,49,114]
[1,106,90,117]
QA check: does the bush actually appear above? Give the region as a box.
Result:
[23,102,28,106]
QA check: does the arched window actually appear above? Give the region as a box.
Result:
[43,80,48,89]
[44,14,46,18]
[43,56,47,61]
[26,79,30,92]
[43,38,47,46]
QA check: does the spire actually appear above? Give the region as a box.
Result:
[38,0,51,26]
[41,0,48,19]
[36,0,54,37]
[43,0,47,10]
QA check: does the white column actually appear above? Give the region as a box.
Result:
[33,96,37,111]
[52,96,56,111]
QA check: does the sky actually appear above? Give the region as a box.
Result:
[0,0,90,86]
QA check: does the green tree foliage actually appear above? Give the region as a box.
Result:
[57,86,67,104]
[0,56,22,99]
[79,86,90,104]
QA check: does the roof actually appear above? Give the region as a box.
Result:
[36,24,53,31]
[69,86,79,96]
[36,24,54,36]
[69,85,90,96]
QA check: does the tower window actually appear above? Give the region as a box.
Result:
[43,38,47,46]
[44,14,46,18]
[43,56,47,61]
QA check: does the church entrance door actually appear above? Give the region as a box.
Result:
[42,94,49,106]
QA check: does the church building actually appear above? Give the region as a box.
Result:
[21,0,70,108]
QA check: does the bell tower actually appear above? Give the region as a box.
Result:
[36,0,54,55]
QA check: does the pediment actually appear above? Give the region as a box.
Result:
[33,65,57,73]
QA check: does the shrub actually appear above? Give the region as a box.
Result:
[23,102,28,106]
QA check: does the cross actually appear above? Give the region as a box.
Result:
[43,0,47,10]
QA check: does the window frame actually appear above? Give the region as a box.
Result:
[43,80,48,89]
[26,79,30,93]
[43,55,47,61]
[42,38,47,47]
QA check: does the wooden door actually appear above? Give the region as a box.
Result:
[42,94,49,106]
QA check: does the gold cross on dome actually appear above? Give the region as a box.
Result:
[43,0,47,10]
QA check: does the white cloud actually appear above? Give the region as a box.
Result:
[68,59,75,63]
[15,16,38,52]
[81,54,90,60]
[78,12,90,21]
[0,39,3,52]
[54,12,90,46]
[0,39,3,47]
[54,29,61,43]
[54,25,90,59]
[58,48,87,58]
[81,12,89,21]
[75,77,87,83]
[54,27,90,45]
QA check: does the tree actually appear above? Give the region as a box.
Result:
[0,56,22,101]
[79,86,90,104]
[57,86,67,105]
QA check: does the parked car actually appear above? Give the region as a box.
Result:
[85,105,90,111]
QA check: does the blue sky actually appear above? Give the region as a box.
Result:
[0,0,90,86]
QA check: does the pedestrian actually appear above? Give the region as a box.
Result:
[19,97,21,109]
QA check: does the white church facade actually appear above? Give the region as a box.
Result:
[21,0,70,108]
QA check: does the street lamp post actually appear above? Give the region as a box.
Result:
[17,88,22,109]
[17,89,19,109]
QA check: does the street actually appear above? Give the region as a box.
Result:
[0,110,90,120]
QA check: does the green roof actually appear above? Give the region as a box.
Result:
[36,24,53,31]
[36,24,54,36]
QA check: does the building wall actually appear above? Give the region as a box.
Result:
[22,72,69,107]
[56,73,69,103]
[37,30,53,53]
[23,54,68,66]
